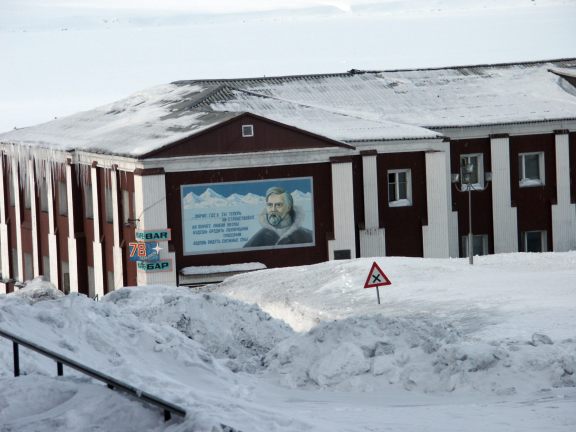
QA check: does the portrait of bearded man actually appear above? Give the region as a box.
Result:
[243,186,313,248]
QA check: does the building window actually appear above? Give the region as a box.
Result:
[58,181,68,216]
[8,173,15,207]
[88,266,95,296]
[84,184,93,219]
[61,261,70,294]
[24,186,31,210]
[23,253,33,281]
[460,153,484,190]
[388,169,412,207]
[122,189,134,225]
[521,230,547,252]
[242,124,254,137]
[461,234,489,258]
[11,248,19,281]
[519,152,544,187]
[39,181,49,212]
[107,271,115,292]
[43,255,50,281]
[105,187,113,223]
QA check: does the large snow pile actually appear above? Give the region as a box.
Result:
[102,286,292,373]
[264,314,575,394]
[215,253,576,395]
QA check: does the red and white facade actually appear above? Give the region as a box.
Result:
[1,59,575,294]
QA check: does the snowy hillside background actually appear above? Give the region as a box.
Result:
[1,253,575,431]
[1,0,575,133]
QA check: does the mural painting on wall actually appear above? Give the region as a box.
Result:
[181,177,315,255]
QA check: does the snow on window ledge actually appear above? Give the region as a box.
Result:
[180,262,267,276]
[389,199,412,208]
[519,179,544,188]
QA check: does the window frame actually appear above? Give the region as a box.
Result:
[242,124,254,137]
[461,234,489,258]
[387,168,412,207]
[521,230,548,252]
[518,152,545,187]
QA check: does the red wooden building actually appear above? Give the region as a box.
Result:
[1,58,575,295]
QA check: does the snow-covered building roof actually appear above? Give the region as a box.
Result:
[190,58,576,129]
[1,58,575,157]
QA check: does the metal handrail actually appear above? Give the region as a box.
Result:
[0,327,186,422]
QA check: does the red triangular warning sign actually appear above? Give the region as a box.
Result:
[364,262,392,288]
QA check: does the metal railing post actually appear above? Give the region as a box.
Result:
[13,342,20,377]
[57,362,63,376]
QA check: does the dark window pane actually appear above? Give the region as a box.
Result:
[525,231,542,252]
[398,179,407,199]
[525,154,540,180]
[473,236,484,256]
[388,182,396,201]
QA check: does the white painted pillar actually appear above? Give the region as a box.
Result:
[490,135,518,253]
[28,160,40,278]
[47,164,59,289]
[134,169,176,285]
[359,151,386,257]
[111,166,124,290]
[328,158,357,259]
[91,164,104,298]
[422,151,452,258]
[12,158,24,283]
[66,161,79,293]
[0,154,10,293]
[551,131,576,251]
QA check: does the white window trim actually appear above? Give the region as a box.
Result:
[460,153,484,191]
[519,152,545,187]
[242,124,254,137]
[388,169,412,207]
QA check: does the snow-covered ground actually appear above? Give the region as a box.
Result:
[1,0,575,133]
[1,252,575,431]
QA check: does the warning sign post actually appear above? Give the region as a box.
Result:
[364,261,392,304]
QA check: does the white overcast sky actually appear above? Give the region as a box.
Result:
[1,0,574,132]
[3,0,360,13]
